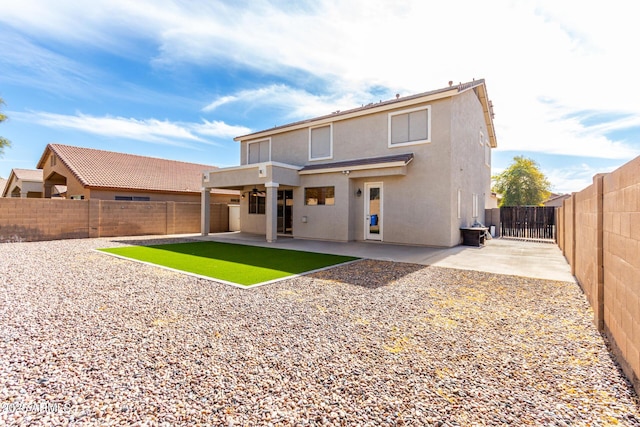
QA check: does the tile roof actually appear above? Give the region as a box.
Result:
[299,153,414,172]
[37,144,222,194]
[12,169,43,182]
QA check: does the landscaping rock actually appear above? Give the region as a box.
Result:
[0,237,638,426]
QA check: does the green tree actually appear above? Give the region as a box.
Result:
[492,156,551,206]
[0,97,11,157]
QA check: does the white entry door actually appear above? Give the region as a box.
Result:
[365,182,383,241]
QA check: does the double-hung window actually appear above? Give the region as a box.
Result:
[309,124,332,160]
[247,139,270,164]
[388,106,430,147]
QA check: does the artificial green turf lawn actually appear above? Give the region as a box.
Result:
[99,241,358,286]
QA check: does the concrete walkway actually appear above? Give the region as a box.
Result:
[194,232,575,282]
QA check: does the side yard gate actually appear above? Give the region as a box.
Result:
[500,206,556,240]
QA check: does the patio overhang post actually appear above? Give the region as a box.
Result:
[265,182,279,243]
[201,188,210,236]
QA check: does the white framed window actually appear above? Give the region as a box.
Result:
[388,105,431,147]
[309,124,332,161]
[485,140,491,167]
[472,193,479,218]
[247,138,271,164]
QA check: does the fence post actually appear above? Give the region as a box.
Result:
[594,174,605,332]
[570,193,577,276]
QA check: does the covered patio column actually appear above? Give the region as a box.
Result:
[265,182,279,242]
[201,188,210,236]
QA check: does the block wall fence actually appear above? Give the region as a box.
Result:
[0,199,229,242]
[557,155,640,396]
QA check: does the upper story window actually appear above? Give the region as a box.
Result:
[388,106,431,147]
[309,124,332,161]
[485,140,491,167]
[247,138,270,164]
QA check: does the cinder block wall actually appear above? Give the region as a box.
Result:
[559,155,639,396]
[0,199,229,242]
[574,181,599,312]
[602,157,640,393]
[98,200,168,237]
[563,196,575,273]
[557,206,564,251]
[0,199,89,242]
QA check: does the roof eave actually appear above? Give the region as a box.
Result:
[471,82,498,148]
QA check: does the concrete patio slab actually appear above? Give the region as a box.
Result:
[194,232,575,283]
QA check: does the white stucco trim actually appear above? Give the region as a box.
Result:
[206,161,302,174]
[298,160,410,175]
[308,123,333,161]
[246,137,271,164]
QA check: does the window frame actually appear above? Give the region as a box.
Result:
[115,196,151,201]
[246,138,271,164]
[472,193,479,218]
[388,105,431,148]
[308,123,333,161]
[304,186,335,206]
[484,139,491,168]
[248,193,266,214]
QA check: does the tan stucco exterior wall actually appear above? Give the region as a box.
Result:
[230,91,493,247]
[450,89,493,244]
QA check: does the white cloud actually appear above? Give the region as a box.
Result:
[3,0,640,162]
[203,84,364,121]
[544,163,620,194]
[192,119,251,138]
[11,111,248,146]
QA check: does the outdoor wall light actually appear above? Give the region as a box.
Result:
[356,188,362,197]
[241,187,261,199]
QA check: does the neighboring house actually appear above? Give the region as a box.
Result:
[543,193,571,207]
[487,192,500,209]
[36,144,239,203]
[1,169,43,198]
[0,177,7,196]
[201,79,497,247]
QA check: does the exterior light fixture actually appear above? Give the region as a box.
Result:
[356,188,362,197]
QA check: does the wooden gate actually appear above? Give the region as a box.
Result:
[500,206,556,240]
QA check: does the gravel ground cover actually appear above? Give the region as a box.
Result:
[1,237,639,426]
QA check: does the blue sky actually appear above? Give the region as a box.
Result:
[1,0,639,193]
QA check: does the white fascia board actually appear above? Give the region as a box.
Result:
[298,160,410,175]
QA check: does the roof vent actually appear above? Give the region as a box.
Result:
[448,80,453,87]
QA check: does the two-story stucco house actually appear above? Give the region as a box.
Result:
[201,79,497,247]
